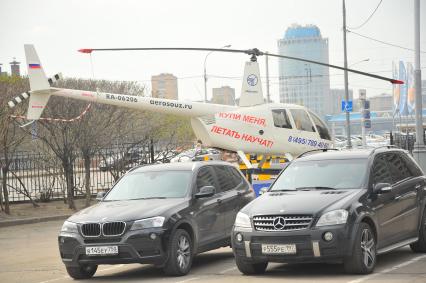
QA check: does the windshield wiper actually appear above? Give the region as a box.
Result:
[270,189,296,192]
[295,186,336,191]
[127,197,167,200]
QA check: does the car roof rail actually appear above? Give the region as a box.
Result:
[296,148,340,159]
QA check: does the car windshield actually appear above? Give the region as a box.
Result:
[104,170,192,201]
[270,159,368,191]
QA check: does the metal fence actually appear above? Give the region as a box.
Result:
[3,142,191,203]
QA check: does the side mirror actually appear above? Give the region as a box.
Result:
[373,183,392,194]
[195,186,215,199]
[259,187,269,195]
[96,191,106,201]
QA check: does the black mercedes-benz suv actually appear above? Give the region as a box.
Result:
[232,147,426,275]
[59,161,255,279]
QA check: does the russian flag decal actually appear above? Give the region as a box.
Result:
[29,63,41,69]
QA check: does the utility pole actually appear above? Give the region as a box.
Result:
[412,0,426,170]
[342,0,352,148]
[265,52,271,103]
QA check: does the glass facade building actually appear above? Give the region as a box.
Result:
[278,25,330,118]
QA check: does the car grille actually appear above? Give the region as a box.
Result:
[253,215,313,232]
[81,223,101,237]
[103,222,126,236]
[80,222,126,237]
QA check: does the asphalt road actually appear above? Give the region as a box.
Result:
[1,220,426,283]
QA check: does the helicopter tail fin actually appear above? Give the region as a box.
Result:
[238,61,265,107]
[24,44,52,120]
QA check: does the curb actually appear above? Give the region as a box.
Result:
[0,214,71,228]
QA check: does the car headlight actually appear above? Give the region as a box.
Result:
[61,221,78,233]
[316,209,348,227]
[234,212,252,229]
[130,216,165,231]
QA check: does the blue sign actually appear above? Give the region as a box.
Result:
[341,100,353,112]
[364,119,371,129]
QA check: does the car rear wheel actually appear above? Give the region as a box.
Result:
[410,208,426,253]
[344,222,376,274]
[235,257,268,275]
[163,229,193,276]
[65,264,97,279]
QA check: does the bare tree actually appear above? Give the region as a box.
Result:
[0,76,30,214]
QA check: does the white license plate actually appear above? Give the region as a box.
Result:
[261,244,297,255]
[85,246,118,256]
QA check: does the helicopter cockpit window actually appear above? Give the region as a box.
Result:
[310,111,331,140]
[272,109,292,129]
[290,109,315,132]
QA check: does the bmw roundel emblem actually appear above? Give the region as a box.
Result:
[247,74,258,86]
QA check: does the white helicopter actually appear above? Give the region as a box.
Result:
[9,45,402,167]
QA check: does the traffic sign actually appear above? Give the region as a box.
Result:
[362,109,371,119]
[341,100,353,112]
[364,119,371,129]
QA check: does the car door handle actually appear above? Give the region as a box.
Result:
[415,184,422,189]
[217,198,223,204]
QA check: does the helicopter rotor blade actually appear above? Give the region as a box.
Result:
[78,47,403,84]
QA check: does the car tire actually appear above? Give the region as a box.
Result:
[163,229,193,276]
[65,264,97,279]
[344,222,376,274]
[410,208,426,253]
[235,257,268,275]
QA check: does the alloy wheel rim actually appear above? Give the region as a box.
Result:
[360,228,375,268]
[176,235,191,270]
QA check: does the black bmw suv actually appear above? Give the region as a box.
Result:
[232,147,426,275]
[59,161,255,279]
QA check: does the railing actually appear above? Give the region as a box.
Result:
[3,142,191,203]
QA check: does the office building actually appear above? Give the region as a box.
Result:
[211,86,235,105]
[151,73,178,100]
[278,24,331,117]
[10,58,20,77]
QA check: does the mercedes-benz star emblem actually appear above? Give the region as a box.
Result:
[273,217,286,230]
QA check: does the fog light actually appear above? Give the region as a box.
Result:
[236,233,243,242]
[323,232,333,242]
[150,233,157,240]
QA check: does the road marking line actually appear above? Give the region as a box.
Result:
[36,264,125,283]
[347,254,426,283]
[98,264,125,272]
[219,267,238,274]
[174,277,200,283]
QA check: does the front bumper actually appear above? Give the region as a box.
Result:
[58,227,169,267]
[232,224,357,264]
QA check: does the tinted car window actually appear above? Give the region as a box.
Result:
[310,111,331,140]
[213,166,237,192]
[385,153,411,183]
[290,109,315,132]
[229,167,244,188]
[104,171,191,200]
[371,155,392,185]
[196,166,217,192]
[272,109,292,129]
[270,159,368,190]
[401,153,423,177]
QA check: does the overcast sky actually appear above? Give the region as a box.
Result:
[0,0,425,103]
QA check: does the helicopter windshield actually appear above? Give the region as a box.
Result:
[309,111,331,140]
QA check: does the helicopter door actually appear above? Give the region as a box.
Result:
[288,109,321,149]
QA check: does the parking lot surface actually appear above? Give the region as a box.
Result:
[1,220,426,283]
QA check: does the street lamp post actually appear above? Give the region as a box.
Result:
[203,45,231,102]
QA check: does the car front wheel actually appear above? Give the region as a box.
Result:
[163,229,193,276]
[344,222,376,274]
[65,264,97,279]
[410,208,426,253]
[235,257,268,275]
